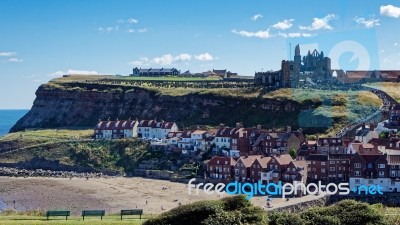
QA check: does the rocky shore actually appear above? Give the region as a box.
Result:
[0,167,121,178]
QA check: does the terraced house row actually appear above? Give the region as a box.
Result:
[206,136,400,193]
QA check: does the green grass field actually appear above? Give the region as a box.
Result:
[0,215,144,225]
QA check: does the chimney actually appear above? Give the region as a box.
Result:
[108,117,111,121]
[243,131,248,138]
[362,123,366,130]
[287,126,292,133]
[236,122,243,129]
[257,125,262,130]
[98,119,101,123]
[219,123,225,129]
[369,123,375,131]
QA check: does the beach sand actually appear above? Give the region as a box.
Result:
[0,177,325,215]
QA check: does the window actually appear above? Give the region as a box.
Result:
[354,163,361,168]
[378,164,385,169]
[367,163,373,169]
[330,167,335,171]
[354,171,361,176]
[330,161,335,164]
[321,168,326,173]
[321,162,326,166]
[379,171,385,177]
[217,160,220,165]
[391,170,397,177]
[342,161,346,164]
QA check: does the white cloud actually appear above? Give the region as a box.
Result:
[175,53,192,61]
[98,26,119,33]
[354,17,380,28]
[127,18,138,24]
[272,19,294,30]
[129,57,150,66]
[380,5,400,18]
[195,53,214,61]
[138,28,148,33]
[127,29,135,33]
[0,52,17,57]
[48,71,65,77]
[251,14,263,21]
[6,58,23,63]
[49,69,99,77]
[278,32,314,38]
[231,29,271,39]
[395,43,399,46]
[153,54,174,65]
[299,14,337,31]
[130,52,215,66]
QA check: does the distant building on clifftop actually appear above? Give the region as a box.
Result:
[131,67,180,77]
[255,44,332,87]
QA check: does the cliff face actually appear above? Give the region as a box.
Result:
[10,82,306,132]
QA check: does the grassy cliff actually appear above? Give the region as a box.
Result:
[10,76,382,137]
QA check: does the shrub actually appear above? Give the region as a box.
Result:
[269,212,305,225]
[202,210,242,225]
[144,196,267,225]
[301,200,386,225]
[301,208,340,225]
[143,200,223,225]
[220,195,251,211]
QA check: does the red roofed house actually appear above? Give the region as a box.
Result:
[137,120,178,139]
[349,142,388,191]
[94,119,139,139]
[206,156,236,180]
[234,155,261,182]
[261,154,293,184]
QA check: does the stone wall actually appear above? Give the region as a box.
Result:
[271,196,329,213]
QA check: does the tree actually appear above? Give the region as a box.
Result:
[289,147,297,159]
[379,131,388,139]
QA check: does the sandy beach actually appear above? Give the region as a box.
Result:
[0,177,325,215]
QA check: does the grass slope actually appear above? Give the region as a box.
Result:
[364,82,400,102]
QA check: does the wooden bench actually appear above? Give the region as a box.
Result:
[82,210,105,220]
[46,210,70,220]
[120,209,143,220]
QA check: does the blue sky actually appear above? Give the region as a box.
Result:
[1,0,400,109]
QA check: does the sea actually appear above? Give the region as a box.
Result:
[0,110,29,137]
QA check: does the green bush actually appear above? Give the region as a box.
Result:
[144,196,267,225]
[301,208,340,225]
[220,195,251,211]
[202,210,242,225]
[301,200,386,225]
[269,212,305,225]
[143,200,223,225]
